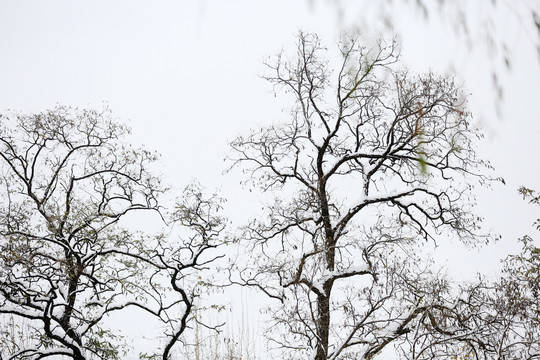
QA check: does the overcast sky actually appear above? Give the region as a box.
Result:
[1,1,539,356]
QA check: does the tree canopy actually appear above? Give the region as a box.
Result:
[0,107,225,360]
[228,32,503,359]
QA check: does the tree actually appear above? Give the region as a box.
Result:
[429,188,540,360]
[0,107,225,360]
[484,187,540,359]
[488,234,540,359]
[228,32,499,359]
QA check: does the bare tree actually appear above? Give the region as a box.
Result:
[0,107,225,360]
[228,32,499,359]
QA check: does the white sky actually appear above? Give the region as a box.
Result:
[1,0,539,357]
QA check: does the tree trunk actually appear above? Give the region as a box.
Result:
[315,280,333,360]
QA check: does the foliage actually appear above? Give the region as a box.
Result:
[482,187,540,358]
[0,107,225,360]
[316,0,540,115]
[410,188,540,360]
[490,235,540,359]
